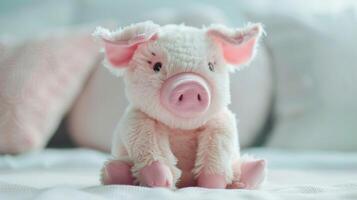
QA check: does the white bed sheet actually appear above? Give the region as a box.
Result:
[0,148,356,200]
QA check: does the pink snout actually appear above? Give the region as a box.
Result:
[160,73,211,118]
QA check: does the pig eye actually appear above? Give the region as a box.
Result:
[153,62,162,72]
[208,62,214,72]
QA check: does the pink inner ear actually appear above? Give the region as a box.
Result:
[208,25,261,66]
[105,42,138,68]
[222,38,256,65]
[103,32,158,68]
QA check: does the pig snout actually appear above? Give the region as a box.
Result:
[160,73,211,118]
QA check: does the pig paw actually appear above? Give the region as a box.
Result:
[139,161,173,188]
[197,172,226,189]
[239,159,266,189]
[101,160,134,185]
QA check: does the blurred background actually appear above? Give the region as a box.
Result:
[1,1,357,199]
[1,0,357,154]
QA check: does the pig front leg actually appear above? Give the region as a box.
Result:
[119,108,181,188]
[193,108,239,188]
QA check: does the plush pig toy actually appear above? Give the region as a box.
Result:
[94,21,266,189]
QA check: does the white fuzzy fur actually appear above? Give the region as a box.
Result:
[96,21,263,187]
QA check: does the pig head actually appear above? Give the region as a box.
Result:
[93,21,263,129]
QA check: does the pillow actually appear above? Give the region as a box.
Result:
[0,31,99,154]
[246,6,357,150]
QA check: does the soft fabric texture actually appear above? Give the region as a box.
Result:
[0,148,356,200]
[0,31,99,154]
[93,21,266,189]
[240,1,357,150]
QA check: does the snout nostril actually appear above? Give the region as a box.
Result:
[179,94,183,102]
[197,94,201,101]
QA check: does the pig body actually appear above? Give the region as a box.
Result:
[94,21,266,189]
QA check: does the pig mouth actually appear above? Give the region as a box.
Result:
[160,72,211,119]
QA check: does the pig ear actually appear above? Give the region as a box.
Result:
[93,21,159,68]
[207,23,264,66]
